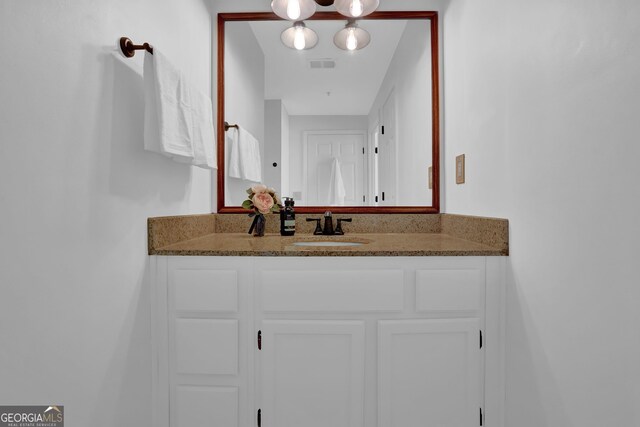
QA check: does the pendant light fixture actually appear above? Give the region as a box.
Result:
[271,0,317,21]
[281,21,319,50]
[334,0,379,18]
[274,0,378,52]
[333,20,370,51]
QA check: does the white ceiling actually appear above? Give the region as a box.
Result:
[248,19,408,116]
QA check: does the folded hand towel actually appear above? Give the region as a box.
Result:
[189,90,217,169]
[144,50,193,160]
[238,126,262,182]
[144,50,216,169]
[226,126,262,182]
[227,127,241,179]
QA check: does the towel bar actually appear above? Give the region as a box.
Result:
[224,122,239,131]
[120,37,153,58]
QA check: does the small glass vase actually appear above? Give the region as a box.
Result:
[249,213,266,237]
[254,214,266,237]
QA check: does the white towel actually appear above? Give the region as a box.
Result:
[239,126,262,182]
[227,128,241,179]
[226,126,262,182]
[189,91,217,169]
[144,50,192,160]
[328,157,346,205]
[144,50,216,169]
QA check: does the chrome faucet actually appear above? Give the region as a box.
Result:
[306,211,352,235]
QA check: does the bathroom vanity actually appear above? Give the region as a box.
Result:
[148,214,507,427]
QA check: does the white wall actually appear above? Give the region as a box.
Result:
[264,100,283,193]
[263,100,292,198]
[281,104,291,198]
[444,0,640,425]
[0,1,212,426]
[368,20,433,205]
[288,115,368,202]
[224,21,265,205]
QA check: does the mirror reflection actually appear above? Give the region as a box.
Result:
[223,15,435,208]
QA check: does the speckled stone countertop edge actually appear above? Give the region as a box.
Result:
[151,248,505,257]
[147,213,509,257]
[441,213,509,255]
[147,213,216,254]
[149,231,507,257]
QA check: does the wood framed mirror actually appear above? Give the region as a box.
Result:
[217,11,439,213]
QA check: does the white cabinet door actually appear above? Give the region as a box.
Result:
[260,320,365,427]
[162,257,251,427]
[379,319,481,427]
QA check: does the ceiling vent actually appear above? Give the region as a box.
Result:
[309,59,336,69]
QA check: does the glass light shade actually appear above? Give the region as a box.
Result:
[281,22,319,50]
[333,21,371,51]
[334,0,379,18]
[271,0,317,21]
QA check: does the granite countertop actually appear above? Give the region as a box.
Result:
[151,232,505,257]
[148,213,509,257]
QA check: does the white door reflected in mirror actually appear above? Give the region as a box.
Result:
[304,131,365,206]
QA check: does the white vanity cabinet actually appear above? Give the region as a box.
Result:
[150,256,506,427]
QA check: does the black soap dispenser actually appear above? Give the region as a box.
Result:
[280,197,296,236]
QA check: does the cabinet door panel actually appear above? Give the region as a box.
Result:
[175,386,238,427]
[416,269,483,313]
[172,269,238,312]
[175,319,238,375]
[379,319,480,427]
[260,320,365,427]
[260,270,404,312]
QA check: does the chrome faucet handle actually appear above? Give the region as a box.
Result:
[306,218,323,235]
[323,211,334,235]
[334,218,352,235]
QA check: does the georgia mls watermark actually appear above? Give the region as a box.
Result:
[0,406,63,427]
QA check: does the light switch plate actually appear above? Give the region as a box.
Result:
[456,154,465,184]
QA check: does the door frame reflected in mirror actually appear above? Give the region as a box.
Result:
[217,11,440,214]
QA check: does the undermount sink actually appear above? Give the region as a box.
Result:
[292,241,365,247]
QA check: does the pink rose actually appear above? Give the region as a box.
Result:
[251,184,268,194]
[252,192,274,214]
